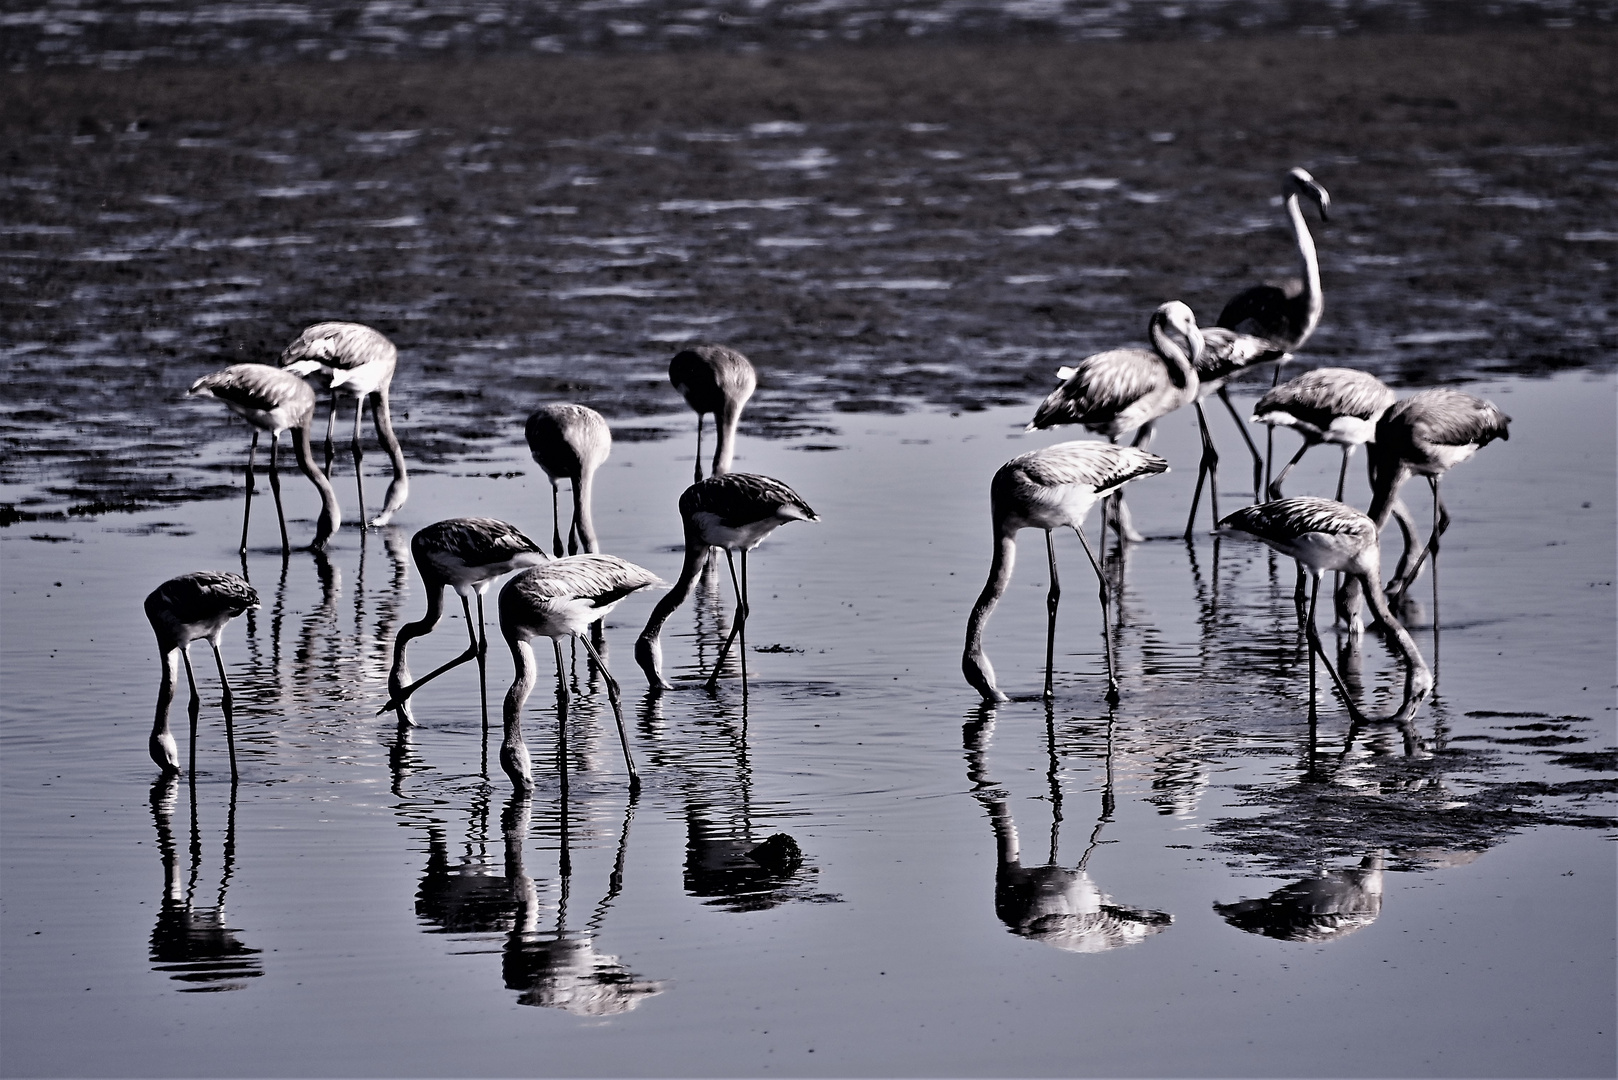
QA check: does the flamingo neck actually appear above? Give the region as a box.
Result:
[291,423,342,548]
[1286,192,1324,344]
[572,468,599,554]
[634,532,708,687]
[712,398,743,475]
[1151,322,1201,395]
[963,531,1016,700]
[389,582,445,696]
[503,635,538,732]
[1357,570,1432,701]
[369,388,409,525]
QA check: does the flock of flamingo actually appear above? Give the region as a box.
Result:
[145,166,1510,793]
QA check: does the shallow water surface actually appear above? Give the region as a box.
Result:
[1,371,1612,1078]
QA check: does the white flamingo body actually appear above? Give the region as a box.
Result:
[1219,497,1430,715]
[145,571,260,775]
[188,363,341,553]
[279,321,409,527]
[1254,367,1396,500]
[1029,301,1203,542]
[525,403,612,557]
[382,518,549,724]
[499,555,668,793]
[669,344,756,482]
[1365,388,1511,602]
[964,441,1169,703]
[635,473,819,691]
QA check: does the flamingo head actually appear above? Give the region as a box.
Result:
[1287,167,1331,222]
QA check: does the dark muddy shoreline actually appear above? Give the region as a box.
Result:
[3,29,1615,519]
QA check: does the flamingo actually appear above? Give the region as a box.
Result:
[635,473,819,692]
[498,555,668,793]
[1252,367,1396,501]
[145,571,260,776]
[1181,328,1293,537]
[1217,167,1332,487]
[1027,300,1203,542]
[1364,388,1511,604]
[378,518,549,729]
[279,321,409,527]
[1218,497,1431,720]
[963,441,1169,704]
[525,404,611,557]
[669,344,756,483]
[188,363,342,553]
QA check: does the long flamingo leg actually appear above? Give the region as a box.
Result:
[1217,386,1264,501]
[705,549,749,690]
[1335,445,1354,502]
[182,647,201,775]
[240,431,259,555]
[474,593,490,737]
[576,634,640,794]
[351,393,367,529]
[1304,571,1365,723]
[268,432,290,556]
[210,641,238,780]
[1074,525,1118,704]
[1269,440,1311,501]
[1184,402,1217,540]
[323,390,338,476]
[1043,529,1060,700]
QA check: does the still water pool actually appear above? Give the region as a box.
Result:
[1,372,1613,1077]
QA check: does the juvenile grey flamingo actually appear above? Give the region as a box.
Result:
[963,441,1169,704]
[188,363,341,553]
[669,344,756,483]
[145,571,260,776]
[525,403,611,557]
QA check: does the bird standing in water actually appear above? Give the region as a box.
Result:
[1219,497,1430,720]
[1181,327,1292,537]
[669,344,756,483]
[1217,167,1332,488]
[1364,388,1511,604]
[636,473,819,692]
[145,571,260,776]
[1027,301,1203,542]
[1252,367,1395,502]
[379,518,549,729]
[279,321,409,527]
[963,441,1169,704]
[498,555,668,793]
[525,404,611,557]
[188,363,342,553]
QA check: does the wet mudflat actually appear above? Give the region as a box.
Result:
[1,371,1613,1078]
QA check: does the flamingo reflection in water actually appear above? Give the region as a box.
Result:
[279,321,410,528]
[145,571,259,777]
[499,555,668,793]
[636,473,819,693]
[964,710,1171,952]
[963,441,1169,704]
[148,777,262,992]
[188,364,343,554]
[502,794,665,1014]
[1215,855,1386,943]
